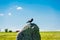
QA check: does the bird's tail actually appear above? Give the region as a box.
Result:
[26,21,29,23]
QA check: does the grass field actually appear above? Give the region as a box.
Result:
[0,31,60,40]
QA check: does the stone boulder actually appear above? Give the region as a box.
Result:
[17,23,41,40]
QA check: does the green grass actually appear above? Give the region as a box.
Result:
[40,31,60,40]
[0,31,60,40]
[0,32,17,40]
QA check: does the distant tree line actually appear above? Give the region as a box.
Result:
[0,29,20,32]
[4,29,20,32]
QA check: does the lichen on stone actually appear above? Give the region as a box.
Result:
[17,23,41,40]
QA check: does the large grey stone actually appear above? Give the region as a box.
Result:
[17,23,41,40]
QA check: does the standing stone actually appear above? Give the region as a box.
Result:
[17,23,41,40]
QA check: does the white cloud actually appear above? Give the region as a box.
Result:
[16,7,23,10]
[8,13,12,16]
[0,14,4,16]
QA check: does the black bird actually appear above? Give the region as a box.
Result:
[27,18,33,23]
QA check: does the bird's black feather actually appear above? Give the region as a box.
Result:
[27,18,33,23]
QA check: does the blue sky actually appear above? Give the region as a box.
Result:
[0,0,60,31]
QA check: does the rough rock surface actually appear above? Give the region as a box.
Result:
[17,23,41,40]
